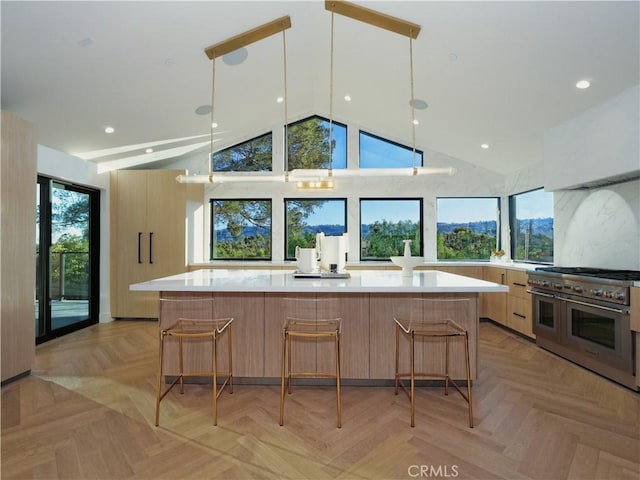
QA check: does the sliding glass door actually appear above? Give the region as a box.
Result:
[36,176,100,343]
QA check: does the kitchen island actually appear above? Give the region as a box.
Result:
[131,269,508,383]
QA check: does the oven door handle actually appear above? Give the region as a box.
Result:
[565,298,629,314]
[527,290,556,298]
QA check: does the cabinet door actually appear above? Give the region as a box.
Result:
[483,267,507,325]
[110,170,186,318]
[111,171,155,317]
[146,170,187,280]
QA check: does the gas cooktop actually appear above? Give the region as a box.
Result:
[534,267,640,281]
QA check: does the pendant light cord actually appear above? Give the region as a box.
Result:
[209,58,216,181]
[283,27,289,175]
[328,8,335,175]
[409,34,417,175]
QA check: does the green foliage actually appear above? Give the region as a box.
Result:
[212,200,272,259]
[287,117,332,170]
[361,220,421,259]
[213,133,272,172]
[437,227,496,260]
[50,234,89,299]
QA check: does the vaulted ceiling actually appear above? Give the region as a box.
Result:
[2,1,638,174]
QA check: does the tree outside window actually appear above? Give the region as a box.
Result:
[287,116,346,170]
[360,199,422,260]
[285,199,346,259]
[509,188,554,263]
[211,199,272,260]
[437,197,500,260]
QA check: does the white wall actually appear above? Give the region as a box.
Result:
[37,146,112,323]
[544,84,640,190]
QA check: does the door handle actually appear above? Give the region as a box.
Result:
[138,232,142,264]
[513,312,526,319]
[149,232,154,264]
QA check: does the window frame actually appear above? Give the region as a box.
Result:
[283,198,348,260]
[210,198,273,260]
[436,196,501,261]
[358,130,424,169]
[508,187,554,265]
[359,197,424,261]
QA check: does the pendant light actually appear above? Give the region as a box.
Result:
[177,16,292,184]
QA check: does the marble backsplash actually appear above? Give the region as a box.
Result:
[554,179,640,270]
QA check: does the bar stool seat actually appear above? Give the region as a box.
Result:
[156,296,233,426]
[280,297,342,428]
[394,297,473,428]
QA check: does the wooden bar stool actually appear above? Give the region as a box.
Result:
[156,296,233,426]
[394,297,473,428]
[280,296,342,428]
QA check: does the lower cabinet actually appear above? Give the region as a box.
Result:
[505,269,534,338]
[481,266,534,339]
[483,267,507,324]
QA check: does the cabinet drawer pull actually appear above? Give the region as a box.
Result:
[513,282,526,287]
[149,232,154,264]
[512,312,526,319]
[138,232,142,264]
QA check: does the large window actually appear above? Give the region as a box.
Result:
[359,131,423,168]
[437,197,500,260]
[360,199,422,260]
[210,199,272,260]
[287,116,347,170]
[213,132,272,171]
[284,199,347,259]
[509,188,554,263]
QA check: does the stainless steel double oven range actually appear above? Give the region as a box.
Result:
[528,267,639,390]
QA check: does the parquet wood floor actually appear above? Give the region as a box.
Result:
[1,320,638,479]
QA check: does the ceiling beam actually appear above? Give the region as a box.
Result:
[205,15,292,60]
[325,1,420,39]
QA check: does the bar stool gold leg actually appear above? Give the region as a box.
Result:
[228,325,234,394]
[444,336,450,396]
[280,330,287,426]
[410,330,415,428]
[178,337,184,394]
[212,332,218,426]
[465,332,474,428]
[335,333,342,429]
[394,324,400,395]
[155,330,165,427]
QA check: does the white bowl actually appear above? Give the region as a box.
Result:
[390,256,425,276]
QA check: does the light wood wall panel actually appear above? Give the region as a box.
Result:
[1,111,36,382]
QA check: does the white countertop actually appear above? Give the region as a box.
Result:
[130,269,510,293]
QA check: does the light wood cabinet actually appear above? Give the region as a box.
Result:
[505,269,534,338]
[1,112,36,383]
[482,267,507,324]
[110,170,188,318]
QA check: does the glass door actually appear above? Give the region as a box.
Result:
[36,176,100,343]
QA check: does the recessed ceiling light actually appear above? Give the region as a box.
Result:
[77,37,94,48]
[223,48,248,66]
[481,143,489,149]
[104,126,114,134]
[145,148,153,154]
[409,99,428,110]
[576,80,591,89]
[276,96,284,103]
[211,122,218,129]
[344,95,352,102]
[412,119,419,125]
[195,105,212,115]
[448,52,458,61]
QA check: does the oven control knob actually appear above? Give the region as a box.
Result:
[614,292,626,301]
[554,283,563,290]
[604,291,612,298]
[572,286,583,293]
[591,289,603,296]
[542,281,550,287]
